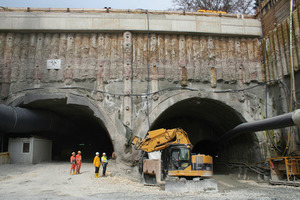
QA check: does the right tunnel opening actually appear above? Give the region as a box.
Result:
[150,97,262,175]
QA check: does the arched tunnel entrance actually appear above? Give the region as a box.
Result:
[7,95,114,163]
[150,97,262,174]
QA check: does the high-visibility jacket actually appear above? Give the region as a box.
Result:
[93,156,100,167]
[101,156,108,163]
[76,154,82,163]
[70,156,76,164]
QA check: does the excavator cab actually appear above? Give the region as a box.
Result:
[167,144,191,171]
[162,143,213,178]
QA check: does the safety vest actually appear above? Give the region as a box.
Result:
[101,156,108,163]
[76,154,82,163]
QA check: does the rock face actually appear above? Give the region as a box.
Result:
[0,9,298,170]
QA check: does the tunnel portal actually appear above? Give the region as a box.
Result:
[9,97,114,163]
[150,97,262,173]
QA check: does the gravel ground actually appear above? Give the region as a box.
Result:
[0,161,299,200]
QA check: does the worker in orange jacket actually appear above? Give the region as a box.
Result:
[76,151,82,174]
[93,152,100,178]
[70,152,76,175]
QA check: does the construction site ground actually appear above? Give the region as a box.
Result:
[0,161,299,200]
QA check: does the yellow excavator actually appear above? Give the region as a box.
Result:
[131,128,214,191]
[131,109,300,191]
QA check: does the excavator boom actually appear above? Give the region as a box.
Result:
[131,128,192,152]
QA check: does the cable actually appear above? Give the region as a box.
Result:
[2,79,300,103]
[282,0,295,156]
[146,9,151,130]
[267,130,284,154]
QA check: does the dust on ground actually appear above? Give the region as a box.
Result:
[0,161,299,200]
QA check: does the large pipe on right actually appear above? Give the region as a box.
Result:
[217,109,300,144]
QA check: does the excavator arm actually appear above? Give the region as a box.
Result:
[131,128,192,152]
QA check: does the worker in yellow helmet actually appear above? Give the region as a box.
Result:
[93,152,100,178]
[101,152,108,176]
[75,151,82,174]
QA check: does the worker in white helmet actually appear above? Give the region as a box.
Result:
[101,152,108,176]
[93,152,100,178]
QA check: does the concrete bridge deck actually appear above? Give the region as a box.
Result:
[0,8,262,37]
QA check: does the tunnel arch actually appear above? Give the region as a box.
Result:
[8,92,117,162]
[137,92,263,173]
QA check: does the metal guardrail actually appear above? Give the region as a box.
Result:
[0,7,255,19]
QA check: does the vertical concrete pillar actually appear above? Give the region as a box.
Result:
[179,35,188,87]
[157,34,165,79]
[26,33,36,81]
[11,34,21,84]
[123,31,132,128]
[192,36,200,81]
[164,35,172,81]
[151,65,159,100]
[57,33,67,82]
[64,33,74,86]
[33,33,43,87]
[103,33,111,82]
[1,33,13,98]
[227,38,237,82]
[149,34,159,100]
[213,37,222,82]
[73,33,82,81]
[49,34,60,82]
[200,36,209,82]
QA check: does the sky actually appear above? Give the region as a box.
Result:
[0,0,174,10]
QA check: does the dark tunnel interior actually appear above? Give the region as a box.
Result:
[150,97,262,174]
[12,98,114,163]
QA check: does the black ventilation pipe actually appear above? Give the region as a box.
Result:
[217,109,300,144]
[0,104,67,133]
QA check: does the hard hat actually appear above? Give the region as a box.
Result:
[72,152,75,155]
[78,151,81,154]
[103,152,106,155]
[96,152,99,155]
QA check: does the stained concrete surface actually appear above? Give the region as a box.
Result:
[0,161,299,200]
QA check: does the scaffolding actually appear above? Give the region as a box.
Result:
[269,156,300,185]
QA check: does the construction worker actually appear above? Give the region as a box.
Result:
[75,151,82,174]
[70,152,76,175]
[93,152,100,178]
[101,152,108,176]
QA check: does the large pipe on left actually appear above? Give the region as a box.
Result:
[0,104,63,133]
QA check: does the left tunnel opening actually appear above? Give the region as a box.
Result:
[4,97,114,163]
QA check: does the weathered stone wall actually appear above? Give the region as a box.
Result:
[0,32,264,96]
[263,8,300,82]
